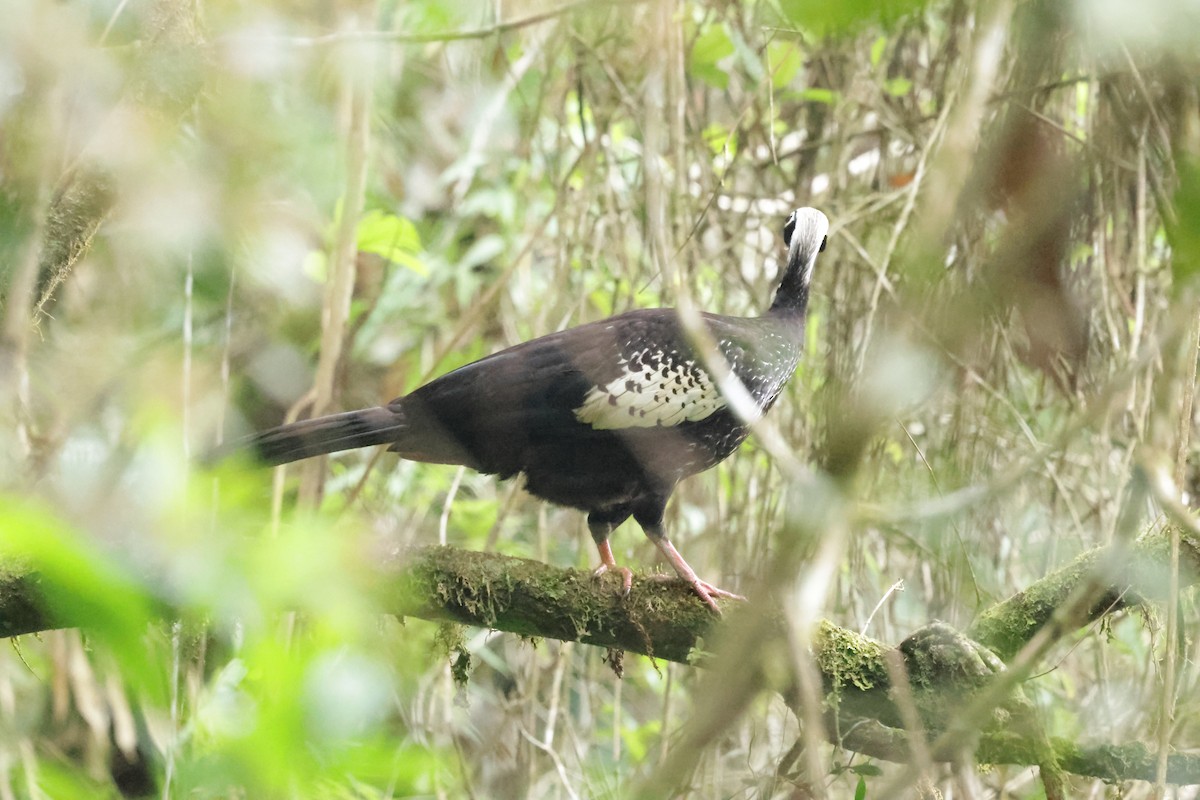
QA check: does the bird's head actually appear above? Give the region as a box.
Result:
[783,207,829,278]
[772,207,830,313]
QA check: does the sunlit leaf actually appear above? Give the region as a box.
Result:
[870,35,888,67]
[357,210,427,275]
[779,0,929,35]
[799,87,839,105]
[767,40,803,88]
[690,23,735,89]
[884,76,913,97]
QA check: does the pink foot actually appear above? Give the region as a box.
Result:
[593,539,633,596]
[646,573,746,612]
[651,537,745,614]
[592,562,634,596]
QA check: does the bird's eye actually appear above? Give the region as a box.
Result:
[783,212,796,247]
[819,235,827,253]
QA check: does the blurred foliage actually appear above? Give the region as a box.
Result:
[1,0,1199,797]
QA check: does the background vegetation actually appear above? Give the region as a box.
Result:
[2,0,1200,796]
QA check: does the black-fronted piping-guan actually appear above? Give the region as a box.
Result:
[234,207,830,612]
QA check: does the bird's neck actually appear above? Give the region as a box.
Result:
[767,271,810,319]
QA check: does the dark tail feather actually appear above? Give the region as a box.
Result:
[229,407,407,466]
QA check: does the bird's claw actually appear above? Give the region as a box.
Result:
[646,573,746,613]
[592,562,634,597]
[695,579,746,603]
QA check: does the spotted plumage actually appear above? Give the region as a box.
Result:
[233,207,831,612]
[574,343,724,429]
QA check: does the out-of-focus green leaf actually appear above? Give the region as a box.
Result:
[855,775,869,800]
[1,498,165,701]
[778,0,928,35]
[703,123,738,158]
[393,0,463,36]
[767,40,803,88]
[28,763,112,798]
[799,87,839,105]
[589,274,634,317]
[619,715,662,763]
[304,207,427,280]
[884,76,913,97]
[870,35,888,67]
[1168,159,1200,291]
[357,209,427,275]
[690,23,735,89]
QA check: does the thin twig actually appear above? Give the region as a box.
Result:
[236,0,646,48]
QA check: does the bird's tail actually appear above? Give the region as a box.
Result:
[231,406,407,466]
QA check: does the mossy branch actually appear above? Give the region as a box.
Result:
[840,721,1200,785]
[967,524,1200,660]
[35,0,205,317]
[3,527,1199,784]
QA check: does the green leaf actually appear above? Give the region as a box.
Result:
[1,498,164,700]
[855,775,868,800]
[779,0,928,35]
[357,210,427,275]
[884,76,913,97]
[690,23,735,89]
[799,87,839,105]
[851,763,884,776]
[767,40,803,88]
[618,716,662,762]
[702,123,738,158]
[1167,159,1200,291]
[870,35,888,67]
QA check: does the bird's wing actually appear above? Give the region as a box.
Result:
[569,312,729,431]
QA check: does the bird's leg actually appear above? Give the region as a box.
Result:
[633,500,745,614]
[594,539,633,596]
[588,509,633,596]
[644,535,747,612]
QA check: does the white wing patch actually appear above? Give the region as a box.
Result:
[574,347,726,430]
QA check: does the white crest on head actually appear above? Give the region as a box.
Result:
[787,207,830,285]
[574,348,726,430]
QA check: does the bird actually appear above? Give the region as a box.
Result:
[234,207,830,613]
